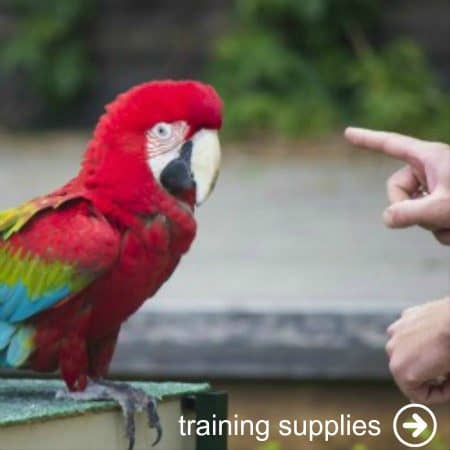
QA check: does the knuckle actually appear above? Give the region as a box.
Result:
[387,319,400,335]
[388,208,402,225]
[386,173,397,188]
[385,340,393,356]
[403,369,420,387]
[389,360,418,387]
[386,179,399,199]
[409,390,426,403]
[389,358,402,377]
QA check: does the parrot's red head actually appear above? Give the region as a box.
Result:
[82,80,223,212]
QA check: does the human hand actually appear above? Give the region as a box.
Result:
[344,127,450,245]
[386,297,450,404]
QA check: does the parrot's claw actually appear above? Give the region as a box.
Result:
[56,379,162,450]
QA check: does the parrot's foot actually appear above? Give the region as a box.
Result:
[56,379,162,450]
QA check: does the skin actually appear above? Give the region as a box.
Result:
[345,127,450,404]
[386,297,450,404]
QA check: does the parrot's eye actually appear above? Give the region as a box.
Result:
[152,122,172,140]
[147,120,190,180]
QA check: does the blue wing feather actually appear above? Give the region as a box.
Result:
[8,284,71,323]
[0,197,120,369]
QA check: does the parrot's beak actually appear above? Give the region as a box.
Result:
[190,129,221,205]
[159,129,221,206]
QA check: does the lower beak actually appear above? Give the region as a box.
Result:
[160,143,195,197]
[190,129,221,205]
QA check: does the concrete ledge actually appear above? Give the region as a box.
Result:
[112,309,398,380]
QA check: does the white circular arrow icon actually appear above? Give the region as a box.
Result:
[393,404,438,448]
[402,413,427,438]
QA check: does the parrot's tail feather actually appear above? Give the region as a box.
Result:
[0,321,35,367]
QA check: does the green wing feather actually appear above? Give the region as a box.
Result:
[0,196,119,367]
[0,202,41,240]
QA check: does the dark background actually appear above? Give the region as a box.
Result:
[0,0,448,134]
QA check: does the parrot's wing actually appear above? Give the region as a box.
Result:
[0,186,88,239]
[0,195,120,367]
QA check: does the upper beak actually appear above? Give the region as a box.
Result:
[159,129,221,205]
[160,141,195,197]
[190,129,221,205]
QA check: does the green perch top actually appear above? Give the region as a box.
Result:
[0,378,210,427]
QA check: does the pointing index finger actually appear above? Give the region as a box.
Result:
[344,127,428,164]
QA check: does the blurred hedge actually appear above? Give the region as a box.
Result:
[1,0,449,140]
[209,0,450,141]
[0,0,96,123]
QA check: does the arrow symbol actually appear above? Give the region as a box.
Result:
[403,413,428,438]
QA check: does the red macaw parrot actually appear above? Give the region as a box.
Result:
[0,80,222,448]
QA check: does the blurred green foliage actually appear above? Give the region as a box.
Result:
[211,0,450,141]
[256,433,448,450]
[351,445,370,450]
[258,443,282,450]
[419,427,449,450]
[257,438,448,450]
[1,0,96,112]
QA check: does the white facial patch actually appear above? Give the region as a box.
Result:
[147,121,188,180]
[148,148,180,181]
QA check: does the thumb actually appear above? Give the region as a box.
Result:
[383,195,448,229]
